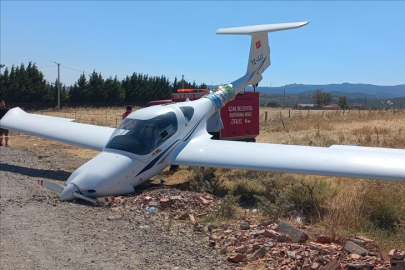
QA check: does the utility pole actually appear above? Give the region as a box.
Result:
[182,75,184,89]
[54,62,61,110]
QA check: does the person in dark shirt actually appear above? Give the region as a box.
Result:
[122,105,132,120]
[0,100,10,146]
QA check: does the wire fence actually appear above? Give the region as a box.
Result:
[260,107,404,122]
[6,102,147,111]
[24,106,404,129]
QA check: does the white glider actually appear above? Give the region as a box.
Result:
[1,21,404,202]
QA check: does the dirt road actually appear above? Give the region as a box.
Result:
[0,147,229,270]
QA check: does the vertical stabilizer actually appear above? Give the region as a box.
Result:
[246,33,270,86]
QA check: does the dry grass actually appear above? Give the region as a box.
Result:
[6,106,405,250]
[257,108,405,250]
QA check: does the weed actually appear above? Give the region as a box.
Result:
[213,194,240,219]
[360,181,403,230]
[189,168,228,196]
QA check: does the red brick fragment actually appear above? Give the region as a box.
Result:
[317,235,331,244]
[323,259,341,270]
[264,229,280,239]
[235,245,247,253]
[381,252,390,262]
[160,198,170,208]
[355,236,374,243]
[107,215,123,220]
[350,253,361,260]
[228,254,246,263]
[388,249,397,256]
[270,250,280,257]
[199,196,210,204]
[310,262,320,270]
[188,213,196,224]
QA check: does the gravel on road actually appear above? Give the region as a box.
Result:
[0,147,230,270]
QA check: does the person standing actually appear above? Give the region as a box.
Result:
[122,105,133,119]
[0,100,10,146]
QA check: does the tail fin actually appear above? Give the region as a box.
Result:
[216,21,309,93]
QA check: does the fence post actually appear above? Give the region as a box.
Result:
[289,110,290,118]
[265,111,268,122]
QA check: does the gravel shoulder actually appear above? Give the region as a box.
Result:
[0,147,229,270]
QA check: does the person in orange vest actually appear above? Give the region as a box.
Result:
[0,100,10,146]
[122,105,132,119]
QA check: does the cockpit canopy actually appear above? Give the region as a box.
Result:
[105,111,178,155]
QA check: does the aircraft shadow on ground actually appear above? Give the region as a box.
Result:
[0,163,70,181]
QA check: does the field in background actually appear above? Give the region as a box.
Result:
[6,106,405,250]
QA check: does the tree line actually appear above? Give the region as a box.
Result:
[312,89,347,109]
[0,62,207,106]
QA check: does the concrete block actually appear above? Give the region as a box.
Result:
[276,221,308,243]
[344,241,368,256]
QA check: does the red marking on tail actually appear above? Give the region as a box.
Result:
[255,40,261,49]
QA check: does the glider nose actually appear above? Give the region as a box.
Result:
[64,151,137,198]
[60,184,78,201]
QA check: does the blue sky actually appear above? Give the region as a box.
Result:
[1,1,404,87]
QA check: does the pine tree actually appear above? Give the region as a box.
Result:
[69,73,88,102]
[88,71,106,102]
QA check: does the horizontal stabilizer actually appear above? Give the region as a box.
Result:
[218,21,310,95]
[216,21,310,35]
[73,193,97,204]
[95,196,116,204]
[38,180,65,193]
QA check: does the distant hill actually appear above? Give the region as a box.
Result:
[243,83,405,99]
[258,93,405,109]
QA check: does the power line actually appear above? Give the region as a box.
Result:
[61,65,91,74]
[37,65,57,69]
[61,65,125,80]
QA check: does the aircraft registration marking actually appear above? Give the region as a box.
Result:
[250,54,263,66]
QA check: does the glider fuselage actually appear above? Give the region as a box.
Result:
[61,98,215,200]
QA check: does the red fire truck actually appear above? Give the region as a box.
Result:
[146,89,260,142]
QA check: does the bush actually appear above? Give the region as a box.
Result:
[285,179,336,220]
[253,176,336,222]
[361,188,400,230]
[189,168,227,196]
[213,194,240,219]
[253,177,294,220]
[231,179,266,205]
